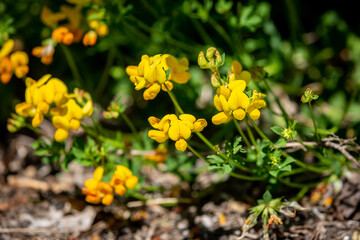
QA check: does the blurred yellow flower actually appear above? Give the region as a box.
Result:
[40,6,67,28]
[231,60,252,85]
[32,45,55,65]
[83,31,97,46]
[110,165,138,196]
[82,166,114,205]
[144,144,168,163]
[0,39,29,84]
[52,27,74,45]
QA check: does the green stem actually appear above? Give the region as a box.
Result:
[308,101,320,141]
[60,45,83,88]
[94,46,116,99]
[128,191,149,201]
[229,172,266,181]
[190,18,215,46]
[166,87,185,114]
[248,117,328,174]
[119,111,138,136]
[166,84,251,173]
[244,119,258,151]
[187,144,210,164]
[277,176,319,189]
[263,78,290,126]
[248,117,270,141]
[233,118,251,149]
[207,16,233,49]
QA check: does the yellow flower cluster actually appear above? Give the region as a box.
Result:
[0,39,29,84]
[82,165,138,205]
[34,4,109,64]
[212,61,266,125]
[148,114,207,151]
[15,74,93,142]
[126,54,191,100]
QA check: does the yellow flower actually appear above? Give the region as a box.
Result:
[32,45,55,65]
[231,60,251,85]
[15,74,93,141]
[148,114,207,151]
[82,166,114,205]
[0,39,14,59]
[211,80,266,125]
[96,24,109,36]
[144,144,168,163]
[0,40,29,83]
[40,6,67,28]
[110,165,139,196]
[0,57,13,84]
[52,99,84,142]
[245,90,267,120]
[10,51,29,78]
[83,31,97,46]
[126,54,191,100]
[52,27,74,45]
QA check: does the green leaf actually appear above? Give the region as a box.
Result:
[271,126,282,136]
[233,136,242,148]
[281,156,295,167]
[72,148,85,159]
[269,169,278,177]
[220,53,225,66]
[165,67,172,81]
[222,163,233,175]
[281,165,292,172]
[207,154,224,164]
[34,149,49,156]
[263,190,272,203]
[275,138,287,147]
[208,164,221,170]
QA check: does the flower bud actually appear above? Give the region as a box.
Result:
[211,73,221,88]
[206,47,217,60]
[197,51,209,69]
[250,66,265,82]
[209,59,217,72]
[301,88,319,103]
[215,51,222,68]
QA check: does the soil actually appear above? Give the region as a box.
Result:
[1,135,360,240]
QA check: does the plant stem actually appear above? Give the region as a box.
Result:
[165,87,185,114]
[166,85,252,173]
[119,111,138,136]
[233,118,251,149]
[277,176,319,188]
[190,18,215,46]
[263,78,290,126]
[248,117,328,174]
[229,172,266,181]
[187,144,210,164]
[248,117,270,141]
[94,46,116,99]
[60,45,83,88]
[308,101,320,141]
[244,119,258,151]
